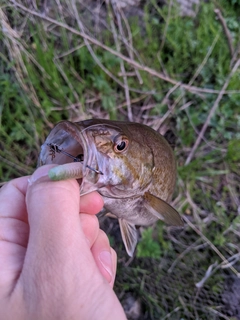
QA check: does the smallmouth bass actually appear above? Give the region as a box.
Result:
[38,119,183,256]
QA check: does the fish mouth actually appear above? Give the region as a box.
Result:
[38,120,98,185]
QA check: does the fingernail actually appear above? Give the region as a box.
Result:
[99,251,113,282]
[28,166,53,185]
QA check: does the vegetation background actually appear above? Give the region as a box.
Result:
[0,0,240,318]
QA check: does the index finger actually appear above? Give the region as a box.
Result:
[0,176,29,221]
[0,165,104,220]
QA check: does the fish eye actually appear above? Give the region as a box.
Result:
[114,137,128,153]
[117,141,126,151]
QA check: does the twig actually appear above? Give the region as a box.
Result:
[159,0,173,52]
[116,94,147,110]
[9,1,240,95]
[195,262,219,288]
[179,101,193,111]
[207,307,233,320]
[153,82,182,131]
[119,7,143,84]
[162,82,181,105]
[69,0,133,95]
[54,0,65,23]
[0,155,32,175]
[183,105,228,152]
[162,307,181,320]
[225,171,240,208]
[55,43,86,59]
[185,58,240,165]
[110,2,132,121]
[221,252,240,269]
[183,215,240,277]
[152,105,175,131]
[188,33,220,87]
[168,239,205,273]
[186,188,203,226]
[0,7,52,132]
[53,58,79,103]
[54,1,151,96]
[231,43,240,68]
[214,8,234,58]
[162,33,219,119]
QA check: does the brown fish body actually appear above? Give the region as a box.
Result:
[38,119,183,256]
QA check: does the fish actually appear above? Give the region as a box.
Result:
[38,119,183,256]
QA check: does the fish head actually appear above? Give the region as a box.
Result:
[80,122,154,197]
[38,120,154,197]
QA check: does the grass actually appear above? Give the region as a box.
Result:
[1,0,240,318]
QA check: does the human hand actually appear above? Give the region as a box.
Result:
[0,165,126,320]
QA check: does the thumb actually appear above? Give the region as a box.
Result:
[21,165,100,297]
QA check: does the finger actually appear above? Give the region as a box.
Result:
[0,177,30,246]
[91,230,117,287]
[0,218,29,247]
[79,213,99,247]
[0,176,29,221]
[0,177,30,295]
[80,192,104,215]
[0,240,26,296]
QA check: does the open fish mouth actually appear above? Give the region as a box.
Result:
[38,121,102,186]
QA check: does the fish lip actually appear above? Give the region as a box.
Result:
[38,121,92,179]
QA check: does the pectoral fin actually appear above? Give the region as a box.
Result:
[144,192,184,226]
[119,219,138,257]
